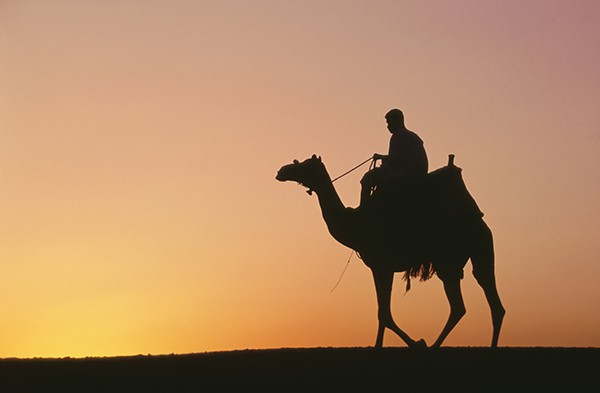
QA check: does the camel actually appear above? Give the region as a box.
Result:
[276,154,505,348]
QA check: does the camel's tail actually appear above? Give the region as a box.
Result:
[403,261,435,292]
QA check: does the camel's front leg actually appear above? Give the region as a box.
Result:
[372,269,425,348]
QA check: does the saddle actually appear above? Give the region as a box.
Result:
[361,157,484,257]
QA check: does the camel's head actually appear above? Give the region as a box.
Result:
[276,154,325,193]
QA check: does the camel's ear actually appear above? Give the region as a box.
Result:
[311,154,317,160]
[293,159,299,164]
[318,155,322,161]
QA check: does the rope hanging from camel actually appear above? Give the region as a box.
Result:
[326,158,373,290]
[330,250,356,292]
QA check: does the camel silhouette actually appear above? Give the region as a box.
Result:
[276,154,505,348]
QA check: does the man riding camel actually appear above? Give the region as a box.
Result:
[360,108,429,206]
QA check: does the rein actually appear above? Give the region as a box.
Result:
[331,156,374,183]
[307,156,374,195]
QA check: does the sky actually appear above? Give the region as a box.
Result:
[1,0,599,358]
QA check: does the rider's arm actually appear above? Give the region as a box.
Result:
[373,153,388,163]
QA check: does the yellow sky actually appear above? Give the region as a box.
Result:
[1,1,599,357]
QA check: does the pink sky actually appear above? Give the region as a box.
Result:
[1,1,599,357]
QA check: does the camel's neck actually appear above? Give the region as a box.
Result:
[313,169,344,216]
[312,164,361,250]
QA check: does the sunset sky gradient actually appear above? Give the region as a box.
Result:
[1,1,599,358]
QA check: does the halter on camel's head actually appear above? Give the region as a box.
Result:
[276,154,327,195]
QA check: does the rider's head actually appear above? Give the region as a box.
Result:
[385,109,405,133]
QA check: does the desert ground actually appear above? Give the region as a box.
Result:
[1,347,598,392]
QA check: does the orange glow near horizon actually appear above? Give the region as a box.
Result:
[1,1,599,358]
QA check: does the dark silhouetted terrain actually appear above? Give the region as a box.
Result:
[1,347,598,392]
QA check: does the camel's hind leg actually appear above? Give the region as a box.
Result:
[371,269,423,348]
[432,273,467,348]
[471,222,505,347]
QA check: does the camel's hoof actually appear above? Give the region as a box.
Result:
[410,339,428,349]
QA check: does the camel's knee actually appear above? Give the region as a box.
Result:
[451,305,466,322]
[492,306,506,325]
[377,310,392,324]
[377,309,398,330]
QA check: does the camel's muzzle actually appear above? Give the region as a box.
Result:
[276,169,287,181]
[276,164,294,182]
